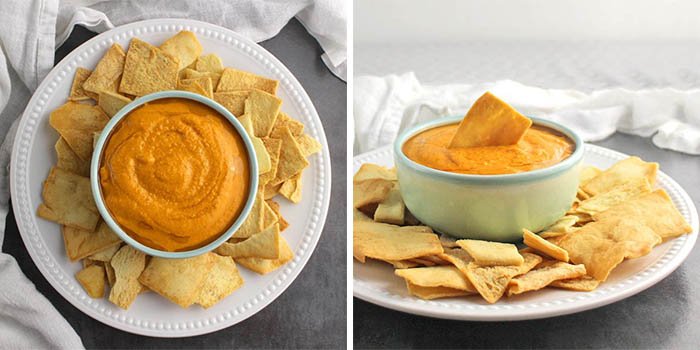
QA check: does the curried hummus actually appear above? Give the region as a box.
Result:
[100,98,250,251]
[403,123,574,175]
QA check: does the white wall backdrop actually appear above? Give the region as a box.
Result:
[355,0,700,44]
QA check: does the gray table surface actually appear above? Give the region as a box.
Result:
[354,128,700,350]
[2,19,347,349]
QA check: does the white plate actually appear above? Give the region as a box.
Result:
[353,144,698,321]
[10,19,331,337]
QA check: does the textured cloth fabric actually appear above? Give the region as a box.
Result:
[354,72,700,154]
[0,1,345,348]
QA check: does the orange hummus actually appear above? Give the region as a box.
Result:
[403,124,573,175]
[100,98,250,251]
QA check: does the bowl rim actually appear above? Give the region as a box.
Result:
[90,90,259,259]
[394,115,584,184]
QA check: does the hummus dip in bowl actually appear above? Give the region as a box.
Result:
[91,90,259,258]
[394,115,583,242]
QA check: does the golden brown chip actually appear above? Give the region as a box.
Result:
[262,200,278,228]
[579,165,603,186]
[69,67,92,101]
[62,221,121,261]
[405,281,471,300]
[409,258,437,266]
[395,266,476,292]
[138,253,215,308]
[264,182,283,200]
[216,224,280,259]
[237,236,294,274]
[353,221,442,262]
[353,180,392,209]
[232,193,264,239]
[270,112,304,138]
[296,133,322,157]
[380,259,420,269]
[195,54,224,74]
[55,138,89,177]
[507,262,587,296]
[196,254,244,308]
[582,157,659,196]
[178,77,213,98]
[593,189,692,240]
[272,126,309,185]
[119,38,179,96]
[109,245,146,309]
[576,178,652,216]
[239,114,272,174]
[538,231,567,239]
[217,67,278,94]
[577,188,590,201]
[353,163,397,182]
[214,91,249,117]
[456,239,524,266]
[278,173,302,203]
[105,264,116,287]
[245,89,282,137]
[448,92,532,148]
[259,138,282,185]
[87,242,122,262]
[182,68,221,90]
[438,248,474,276]
[49,102,109,161]
[522,229,569,262]
[465,252,542,304]
[353,164,396,209]
[544,215,579,234]
[549,275,600,292]
[83,44,126,96]
[373,183,405,225]
[416,255,450,265]
[266,199,289,232]
[76,264,106,298]
[38,167,99,231]
[558,218,661,281]
[98,91,132,118]
[82,258,99,268]
[159,31,202,70]
[439,234,459,249]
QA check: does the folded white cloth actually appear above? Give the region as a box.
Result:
[354,72,700,155]
[0,1,345,348]
[57,0,347,80]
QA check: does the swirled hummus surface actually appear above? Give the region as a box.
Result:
[403,124,573,175]
[100,98,250,251]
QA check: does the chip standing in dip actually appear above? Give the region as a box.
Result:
[402,124,574,175]
[99,97,250,252]
[392,92,585,241]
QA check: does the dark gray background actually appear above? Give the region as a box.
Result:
[355,134,700,349]
[2,19,346,349]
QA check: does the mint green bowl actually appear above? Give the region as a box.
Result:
[90,90,259,259]
[394,116,583,242]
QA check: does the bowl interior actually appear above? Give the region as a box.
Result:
[90,90,259,258]
[394,115,584,184]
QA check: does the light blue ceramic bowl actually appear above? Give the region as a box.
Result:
[91,90,259,259]
[394,116,583,242]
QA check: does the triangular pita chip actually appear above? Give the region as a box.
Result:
[49,102,109,161]
[448,92,532,148]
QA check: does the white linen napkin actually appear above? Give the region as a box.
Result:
[0,1,346,348]
[57,0,347,80]
[354,72,700,155]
